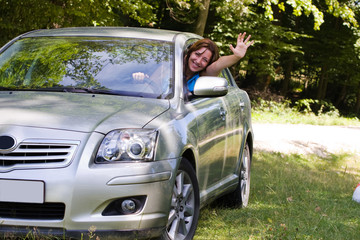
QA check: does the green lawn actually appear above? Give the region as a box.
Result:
[195,151,360,239]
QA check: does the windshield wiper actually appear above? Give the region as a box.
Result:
[0,87,15,91]
[0,86,163,98]
[62,87,123,96]
[28,87,115,95]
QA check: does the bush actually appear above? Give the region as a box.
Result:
[251,98,360,126]
[294,99,339,117]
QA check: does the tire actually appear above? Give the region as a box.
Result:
[236,142,251,207]
[161,158,200,240]
[223,142,251,208]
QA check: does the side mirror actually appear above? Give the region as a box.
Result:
[193,76,228,97]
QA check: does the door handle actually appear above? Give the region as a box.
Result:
[219,107,227,120]
[240,101,245,111]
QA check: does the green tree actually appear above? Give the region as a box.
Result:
[0,0,156,46]
[204,0,360,115]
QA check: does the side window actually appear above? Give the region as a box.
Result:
[219,68,234,87]
[183,39,201,102]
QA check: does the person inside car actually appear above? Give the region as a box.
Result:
[184,32,254,93]
[133,32,254,96]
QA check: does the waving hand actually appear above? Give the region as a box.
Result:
[229,32,254,59]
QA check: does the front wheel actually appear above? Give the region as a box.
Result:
[161,158,200,240]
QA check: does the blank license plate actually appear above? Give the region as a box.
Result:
[0,179,44,203]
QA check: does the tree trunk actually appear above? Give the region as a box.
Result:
[317,65,328,100]
[356,82,360,115]
[335,84,347,108]
[193,0,210,36]
[281,54,295,95]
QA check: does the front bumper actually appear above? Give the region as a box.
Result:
[0,130,179,239]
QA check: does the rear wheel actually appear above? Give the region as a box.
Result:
[238,143,251,207]
[223,142,251,207]
[161,158,200,240]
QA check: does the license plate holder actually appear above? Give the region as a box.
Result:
[0,179,44,203]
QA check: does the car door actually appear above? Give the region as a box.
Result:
[187,95,228,192]
[219,69,244,179]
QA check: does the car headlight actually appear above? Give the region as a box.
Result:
[95,129,158,163]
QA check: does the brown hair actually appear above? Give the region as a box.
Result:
[184,38,219,74]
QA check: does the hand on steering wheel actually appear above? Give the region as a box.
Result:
[132,72,149,82]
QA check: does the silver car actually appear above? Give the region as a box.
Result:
[0,27,253,240]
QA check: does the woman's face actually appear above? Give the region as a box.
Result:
[187,47,213,73]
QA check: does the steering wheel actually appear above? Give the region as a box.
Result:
[132,72,161,95]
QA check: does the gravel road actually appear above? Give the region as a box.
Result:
[253,123,360,156]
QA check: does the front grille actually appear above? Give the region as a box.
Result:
[0,202,65,220]
[0,140,78,170]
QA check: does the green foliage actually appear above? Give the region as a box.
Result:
[206,1,309,88]
[262,0,325,30]
[252,98,293,113]
[259,0,358,30]
[204,0,360,115]
[325,0,359,28]
[252,99,360,125]
[0,0,156,46]
[294,98,339,116]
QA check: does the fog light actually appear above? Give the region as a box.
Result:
[121,199,136,214]
[102,196,146,216]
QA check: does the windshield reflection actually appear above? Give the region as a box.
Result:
[0,37,174,99]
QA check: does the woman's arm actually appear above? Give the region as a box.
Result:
[202,32,254,77]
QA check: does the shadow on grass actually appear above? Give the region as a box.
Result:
[195,151,360,240]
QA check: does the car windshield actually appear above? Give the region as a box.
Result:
[0,37,174,99]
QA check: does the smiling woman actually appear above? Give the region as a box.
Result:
[184,32,254,94]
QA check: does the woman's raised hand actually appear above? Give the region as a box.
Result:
[229,32,254,59]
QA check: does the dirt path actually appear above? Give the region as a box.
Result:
[253,123,360,156]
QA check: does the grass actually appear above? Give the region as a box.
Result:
[251,99,360,126]
[195,151,360,240]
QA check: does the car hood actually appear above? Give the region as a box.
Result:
[0,91,170,133]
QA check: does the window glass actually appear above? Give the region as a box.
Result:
[219,69,234,86]
[0,37,174,99]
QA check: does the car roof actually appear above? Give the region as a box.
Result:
[21,27,200,42]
